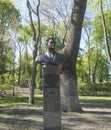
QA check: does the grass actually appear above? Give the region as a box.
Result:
[0,94,43,107]
[79,96,111,103]
[0,94,110,107]
[79,96,111,109]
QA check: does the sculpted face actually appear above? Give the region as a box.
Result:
[46,39,56,49]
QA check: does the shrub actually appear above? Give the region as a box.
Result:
[78,82,111,96]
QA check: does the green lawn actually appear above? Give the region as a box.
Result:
[0,94,43,106]
[0,94,110,107]
[79,96,111,103]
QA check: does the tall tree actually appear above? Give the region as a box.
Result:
[100,0,111,66]
[16,40,24,86]
[82,21,92,83]
[27,0,40,104]
[0,0,20,75]
[16,25,32,86]
[61,0,87,112]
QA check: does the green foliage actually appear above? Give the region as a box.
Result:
[0,0,20,29]
[0,74,12,96]
[79,82,111,96]
[92,9,111,47]
[77,56,88,83]
[17,24,33,43]
[77,44,109,83]
[0,43,16,87]
[0,0,20,76]
[18,53,33,87]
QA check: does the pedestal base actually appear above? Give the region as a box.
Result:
[43,87,61,130]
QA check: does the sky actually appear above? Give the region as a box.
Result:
[13,0,30,24]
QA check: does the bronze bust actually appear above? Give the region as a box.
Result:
[35,37,65,65]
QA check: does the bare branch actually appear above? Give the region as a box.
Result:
[36,0,40,47]
[27,0,36,41]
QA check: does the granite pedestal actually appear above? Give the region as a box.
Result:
[43,64,61,130]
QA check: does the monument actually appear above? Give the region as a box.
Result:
[35,37,65,130]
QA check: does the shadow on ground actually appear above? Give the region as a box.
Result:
[62,100,111,130]
[0,107,43,116]
[0,106,43,130]
[0,99,111,130]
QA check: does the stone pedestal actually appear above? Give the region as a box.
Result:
[43,64,61,130]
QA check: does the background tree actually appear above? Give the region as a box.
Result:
[0,0,20,75]
[82,20,92,83]
[16,39,24,86]
[100,0,111,66]
[27,0,41,104]
[16,25,33,86]
[0,0,20,93]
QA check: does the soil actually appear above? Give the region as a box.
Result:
[0,101,111,130]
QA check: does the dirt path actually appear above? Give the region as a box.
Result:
[0,102,111,130]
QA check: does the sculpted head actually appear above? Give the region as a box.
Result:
[46,37,56,51]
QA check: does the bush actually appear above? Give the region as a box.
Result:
[78,82,111,96]
[0,74,12,96]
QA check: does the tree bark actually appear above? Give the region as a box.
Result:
[61,0,87,112]
[18,51,22,86]
[100,0,111,66]
[27,0,40,104]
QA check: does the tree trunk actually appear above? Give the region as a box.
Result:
[92,56,98,84]
[18,52,21,86]
[87,41,91,83]
[61,0,87,112]
[12,51,15,96]
[29,43,37,104]
[25,43,31,85]
[100,0,111,66]
[27,0,40,104]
